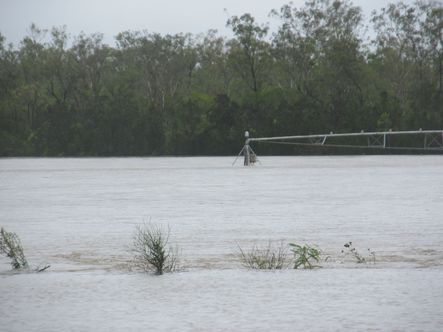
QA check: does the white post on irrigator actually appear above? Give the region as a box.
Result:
[244,131,250,166]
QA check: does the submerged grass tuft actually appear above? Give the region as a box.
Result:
[238,241,289,270]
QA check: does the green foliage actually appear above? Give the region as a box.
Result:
[0,227,29,269]
[289,243,321,269]
[226,13,270,94]
[132,223,179,275]
[238,241,289,269]
[0,0,442,156]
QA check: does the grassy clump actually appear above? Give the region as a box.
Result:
[238,241,288,270]
[289,243,321,269]
[132,223,179,275]
[0,227,29,269]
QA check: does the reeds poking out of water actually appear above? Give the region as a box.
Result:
[238,241,325,270]
[342,242,376,264]
[0,227,29,269]
[238,241,289,270]
[132,223,179,275]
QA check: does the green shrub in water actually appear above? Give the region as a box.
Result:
[289,243,321,269]
[0,227,29,269]
[132,223,179,275]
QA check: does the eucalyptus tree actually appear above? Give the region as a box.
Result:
[0,33,23,154]
[424,3,443,93]
[0,34,19,104]
[193,30,231,96]
[226,13,271,95]
[272,0,367,132]
[17,25,47,130]
[9,24,54,154]
[115,31,205,154]
[39,26,83,154]
[372,1,443,129]
[72,33,110,103]
[116,32,197,110]
[70,32,115,154]
[424,3,443,126]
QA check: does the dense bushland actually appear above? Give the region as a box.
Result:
[0,0,442,156]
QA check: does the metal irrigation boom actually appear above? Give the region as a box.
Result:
[235,129,443,166]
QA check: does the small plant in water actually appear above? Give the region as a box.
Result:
[0,227,29,269]
[368,248,376,264]
[132,223,179,275]
[342,242,376,264]
[238,241,288,270]
[289,243,321,269]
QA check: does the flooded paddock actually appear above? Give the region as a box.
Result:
[1,156,443,331]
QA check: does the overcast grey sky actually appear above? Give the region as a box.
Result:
[0,0,416,46]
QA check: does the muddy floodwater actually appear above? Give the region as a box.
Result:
[1,156,443,331]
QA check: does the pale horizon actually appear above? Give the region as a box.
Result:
[0,0,417,46]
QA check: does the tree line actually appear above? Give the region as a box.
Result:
[0,0,442,156]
